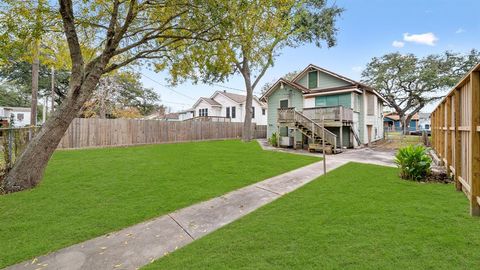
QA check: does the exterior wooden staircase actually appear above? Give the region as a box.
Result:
[280,109,338,152]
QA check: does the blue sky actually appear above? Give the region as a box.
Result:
[140,0,480,113]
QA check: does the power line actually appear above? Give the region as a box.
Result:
[209,83,262,95]
[142,73,262,101]
[141,74,196,101]
[161,100,192,106]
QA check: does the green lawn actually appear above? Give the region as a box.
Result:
[0,140,319,268]
[146,163,480,269]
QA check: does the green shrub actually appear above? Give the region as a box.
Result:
[395,145,432,181]
[269,132,278,147]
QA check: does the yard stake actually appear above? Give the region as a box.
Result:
[323,116,326,174]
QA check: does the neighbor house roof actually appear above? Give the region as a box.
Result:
[383,112,419,121]
[0,107,31,112]
[164,113,179,120]
[191,97,222,109]
[220,91,246,103]
[211,90,267,107]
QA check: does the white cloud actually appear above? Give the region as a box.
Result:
[392,40,405,48]
[455,28,466,34]
[403,32,438,46]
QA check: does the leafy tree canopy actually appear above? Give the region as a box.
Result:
[361,49,480,133]
[260,70,300,94]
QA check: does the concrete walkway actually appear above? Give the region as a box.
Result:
[6,142,395,270]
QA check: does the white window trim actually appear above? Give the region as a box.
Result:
[279,98,289,108]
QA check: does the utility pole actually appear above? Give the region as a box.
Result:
[31,38,39,126]
[42,96,47,124]
[51,66,55,114]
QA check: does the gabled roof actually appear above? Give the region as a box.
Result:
[216,91,246,103]
[260,64,388,104]
[192,97,221,109]
[291,64,361,87]
[296,64,389,104]
[260,78,309,101]
[212,90,267,107]
[383,112,419,121]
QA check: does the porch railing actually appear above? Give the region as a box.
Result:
[184,116,232,122]
[302,106,353,122]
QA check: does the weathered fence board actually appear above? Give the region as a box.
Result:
[57,118,267,149]
[431,62,480,216]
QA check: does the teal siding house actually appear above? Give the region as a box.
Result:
[260,64,386,150]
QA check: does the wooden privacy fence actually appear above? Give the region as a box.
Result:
[58,118,267,149]
[431,62,480,216]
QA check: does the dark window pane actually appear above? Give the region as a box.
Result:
[308,71,317,89]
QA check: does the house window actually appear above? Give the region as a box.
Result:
[353,93,361,112]
[17,113,24,121]
[199,108,208,117]
[251,107,255,119]
[280,99,289,108]
[226,107,230,118]
[367,94,375,115]
[262,108,266,115]
[308,71,318,89]
[231,106,236,118]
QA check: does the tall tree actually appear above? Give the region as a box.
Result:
[361,50,480,134]
[260,70,300,94]
[169,0,343,141]
[81,71,160,118]
[1,0,222,192]
[0,0,57,125]
[0,61,71,105]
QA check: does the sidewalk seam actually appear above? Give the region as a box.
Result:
[168,214,195,240]
[255,185,283,196]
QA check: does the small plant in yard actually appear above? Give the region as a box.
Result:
[269,132,278,147]
[395,145,432,181]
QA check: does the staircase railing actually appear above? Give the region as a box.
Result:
[351,126,361,145]
[292,110,338,149]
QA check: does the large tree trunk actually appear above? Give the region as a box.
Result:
[241,67,254,142]
[400,115,408,135]
[2,69,103,192]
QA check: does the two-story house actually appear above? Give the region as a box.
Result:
[260,64,386,150]
[179,91,267,125]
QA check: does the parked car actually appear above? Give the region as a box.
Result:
[409,124,431,136]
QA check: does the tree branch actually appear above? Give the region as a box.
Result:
[58,0,84,80]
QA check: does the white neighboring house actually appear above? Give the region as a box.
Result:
[0,106,31,127]
[418,112,431,131]
[180,91,268,125]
